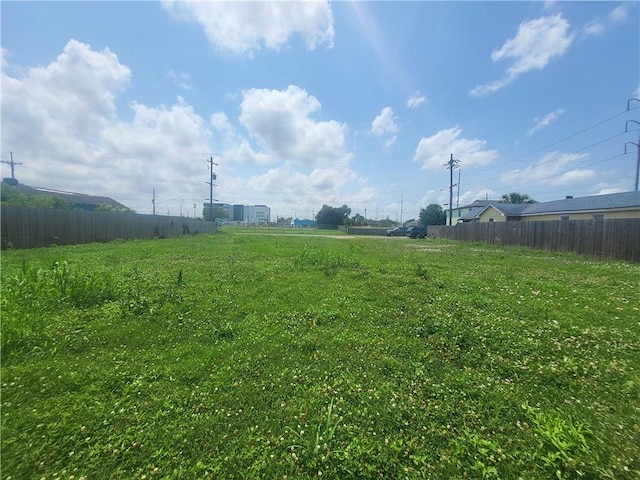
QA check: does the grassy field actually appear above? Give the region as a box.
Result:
[1,232,639,479]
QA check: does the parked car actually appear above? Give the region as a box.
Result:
[406,226,427,238]
[386,226,410,237]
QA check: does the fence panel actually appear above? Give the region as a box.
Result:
[1,205,217,249]
[427,219,639,262]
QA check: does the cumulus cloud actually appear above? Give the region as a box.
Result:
[1,40,372,217]
[371,107,398,136]
[239,85,348,166]
[1,40,213,212]
[406,92,427,109]
[526,108,565,137]
[246,163,374,215]
[500,151,595,187]
[413,126,498,170]
[470,14,574,96]
[162,1,334,55]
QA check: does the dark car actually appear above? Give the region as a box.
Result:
[406,226,427,238]
[386,226,410,237]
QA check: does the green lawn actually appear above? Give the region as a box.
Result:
[1,233,639,479]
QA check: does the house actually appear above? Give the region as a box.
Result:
[2,179,129,211]
[463,192,640,223]
[447,199,501,224]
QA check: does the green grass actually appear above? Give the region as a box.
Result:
[1,232,639,479]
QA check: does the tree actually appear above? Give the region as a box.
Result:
[95,203,133,213]
[276,216,293,227]
[315,204,351,226]
[1,184,69,209]
[500,192,536,204]
[419,204,446,226]
[350,213,366,226]
[202,205,228,220]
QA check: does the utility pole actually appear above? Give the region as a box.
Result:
[152,189,156,215]
[1,152,23,180]
[400,194,404,224]
[193,203,197,218]
[206,156,218,221]
[444,153,460,226]
[456,168,461,208]
[625,97,640,190]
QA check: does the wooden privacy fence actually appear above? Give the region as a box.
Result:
[1,205,217,249]
[428,219,640,262]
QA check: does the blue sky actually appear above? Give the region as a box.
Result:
[1,1,639,220]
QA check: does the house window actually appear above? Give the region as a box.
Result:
[488,217,495,222]
[561,215,570,221]
[593,214,604,221]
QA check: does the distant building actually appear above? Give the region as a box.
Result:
[204,202,271,224]
[1,179,129,211]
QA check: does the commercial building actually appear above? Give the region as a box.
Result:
[204,202,271,225]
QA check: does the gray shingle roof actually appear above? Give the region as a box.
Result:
[518,191,639,215]
[473,192,639,219]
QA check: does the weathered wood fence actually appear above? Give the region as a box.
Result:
[428,219,640,262]
[1,205,217,249]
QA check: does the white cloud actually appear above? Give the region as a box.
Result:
[210,112,235,137]
[413,126,498,170]
[608,4,630,24]
[526,108,565,137]
[245,163,374,216]
[406,92,427,109]
[583,19,606,37]
[221,139,273,166]
[162,1,334,55]
[239,85,348,166]
[583,3,633,37]
[1,40,213,212]
[371,107,398,136]
[166,70,192,90]
[500,151,595,187]
[470,14,574,96]
[1,41,368,216]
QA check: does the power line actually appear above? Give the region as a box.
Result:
[463,130,632,190]
[469,107,636,175]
